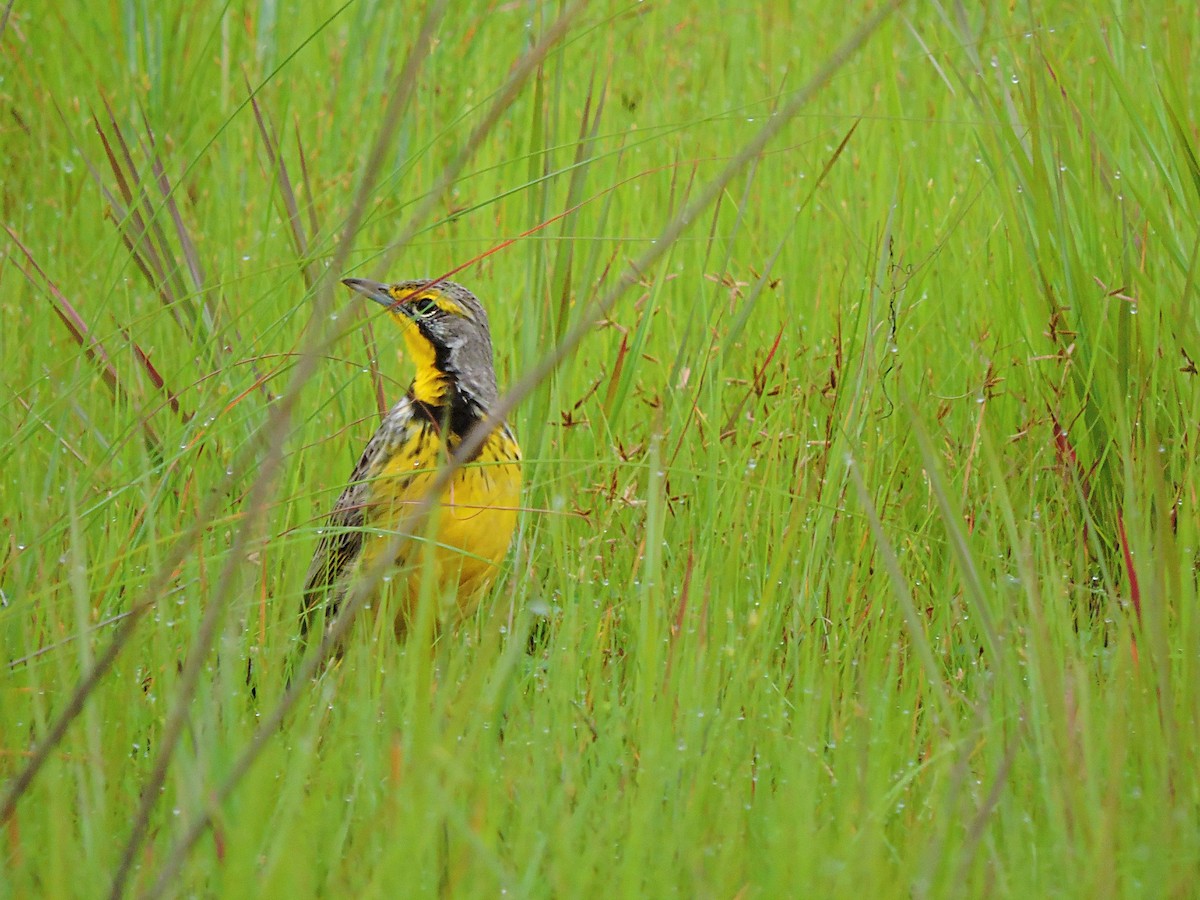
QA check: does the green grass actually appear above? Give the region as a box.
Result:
[3,1,1199,896]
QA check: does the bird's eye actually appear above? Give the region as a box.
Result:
[411,297,439,318]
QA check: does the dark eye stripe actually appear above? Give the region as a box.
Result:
[411,297,439,317]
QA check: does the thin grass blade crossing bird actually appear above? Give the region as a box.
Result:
[300,277,522,650]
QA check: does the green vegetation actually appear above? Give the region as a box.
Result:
[3,1,1197,896]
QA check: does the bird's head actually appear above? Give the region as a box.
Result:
[342,277,498,411]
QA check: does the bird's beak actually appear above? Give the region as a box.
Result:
[342,278,396,309]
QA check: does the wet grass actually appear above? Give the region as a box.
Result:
[2,1,1199,896]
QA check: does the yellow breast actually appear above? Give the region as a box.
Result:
[357,427,521,632]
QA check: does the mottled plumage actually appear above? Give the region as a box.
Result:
[300,278,522,646]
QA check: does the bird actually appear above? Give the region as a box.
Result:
[299,277,522,650]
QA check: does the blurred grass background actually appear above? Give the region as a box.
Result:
[2,1,1198,896]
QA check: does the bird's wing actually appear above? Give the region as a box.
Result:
[299,396,418,639]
